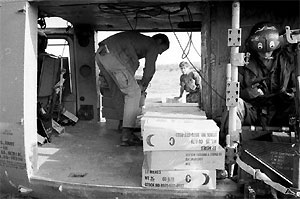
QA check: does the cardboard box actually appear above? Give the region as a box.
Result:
[62,110,78,123]
[142,161,216,189]
[158,103,199,107]
[144,145,225,170]
[139,103,207,129]
[143,118,219,151]
[165,97,185,103]
[52,119,65,134]
[142,111,207,121]
[143,103,206,119]
[140,103,207,129]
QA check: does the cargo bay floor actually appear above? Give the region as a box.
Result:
[34,121,144,187]
[30,103,242,199]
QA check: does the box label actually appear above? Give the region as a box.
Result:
[142,164,216,189]
[143,119,219,151]
[144,146,225,170]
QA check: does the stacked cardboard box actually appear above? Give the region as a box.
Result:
[141,104,224,189]
[140,103,207,129]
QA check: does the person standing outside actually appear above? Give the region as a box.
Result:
[175,61,201,104]
[95,31,169,146]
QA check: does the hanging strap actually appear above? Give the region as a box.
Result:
[236,155,298,197]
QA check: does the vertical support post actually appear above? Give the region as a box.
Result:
[228,1,240,145]
[0,1,38,191]
[94,32,105,122]
[74,25,98,122]
[285,26,300,192]
[294,42,300,190]
[225,1,242,178]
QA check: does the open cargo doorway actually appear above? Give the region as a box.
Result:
[96,31,202,126]
[33,22,206,191]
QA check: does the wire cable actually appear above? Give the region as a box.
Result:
[97,3,185,30]
[188,32,202,58]
[120,9,134,30]
[97,2,225,101]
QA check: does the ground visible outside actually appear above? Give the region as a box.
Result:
[138,63,201,101]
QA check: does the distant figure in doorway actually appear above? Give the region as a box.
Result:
[175,61,202,104]
[95,31,170,146]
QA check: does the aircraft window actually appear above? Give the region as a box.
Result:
[44,17,69,28]
[46,39,70,58]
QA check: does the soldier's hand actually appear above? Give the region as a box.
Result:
[280,91,294,100]
[251,83,264,96]
[257,88,264,96]
[246,86,264,98]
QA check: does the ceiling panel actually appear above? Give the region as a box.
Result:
[33,1,208,31]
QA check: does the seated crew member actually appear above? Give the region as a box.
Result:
[220,22,297,146]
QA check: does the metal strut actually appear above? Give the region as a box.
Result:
[285,25,300,195]
[225,1,244,177]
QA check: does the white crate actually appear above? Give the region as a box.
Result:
[142,104,206,119]
[144,145,225,170]
[139,104,207,129]
[142,161,216,189]
[143,118,219,151]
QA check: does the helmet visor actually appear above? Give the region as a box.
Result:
[249,27,280,53]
